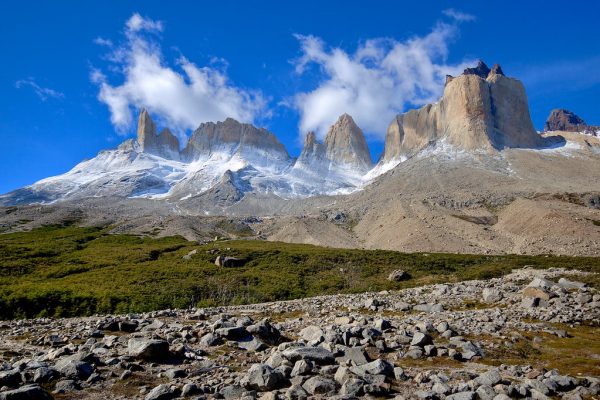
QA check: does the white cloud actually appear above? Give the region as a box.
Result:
[93,13,266,138]
[442,9,476,22]
[126,13,163,33]
[292,21,475,140]
[15,78,64,101]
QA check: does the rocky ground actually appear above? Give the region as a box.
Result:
[1,267,599,400]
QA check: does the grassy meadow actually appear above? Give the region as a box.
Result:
[1,224,599,319]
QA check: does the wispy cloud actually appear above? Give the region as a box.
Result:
[92,13,267,137]
[292,18,475,140]
[442,8,476,22]
[125,12,163,33]
[94,37,113,47]
[15,78,64,101]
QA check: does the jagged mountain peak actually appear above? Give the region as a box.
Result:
[324,113,372,172]
[182,117,290,164]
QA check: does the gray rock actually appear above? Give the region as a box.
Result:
[387,270,410,282]
[237,336,267,352]
[338,347,369,366]
[33,367,59,384]
[199,332,222,346]
[446,391,475,400]
[476,385,496,400]
[282,346,335,365]
[476,369,502,386]
[302,376,337,395]
[350,359,393,378]
[0,385,53,400]
[181,383,201,397]
[246,319,282,345]
[0,369,21,387]
[53,379,79,394]
[128,338,170,361]
[164,368,186,379]
[286,384,308,400]
[405,347,424,359]
[299,326,324,342]
[54,359,94,380]
[220,385,246,399]
[240,363,286,391]
[215,326,248,340]
[544,375,576,392]
[340,377,365,396]
[145,384,179,400]
[290,360,313,377]
[557,278,586,290]
[432,381,451,395]
[482,288,503,303]
[411,332,433,347]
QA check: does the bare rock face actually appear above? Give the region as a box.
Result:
[544,109,598,134]
[295,115,372,173]
[383,61,545,161]
[296,131,327,167]
[324,114,372,172]
[182,118,290,164]
[136,109,181,160]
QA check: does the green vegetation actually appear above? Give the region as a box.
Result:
[1,224,599,320]
[481,324,600,376]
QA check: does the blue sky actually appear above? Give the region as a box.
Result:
[1,1,599,194]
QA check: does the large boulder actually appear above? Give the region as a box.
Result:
[127,338,170,361]
[240,363,286,391]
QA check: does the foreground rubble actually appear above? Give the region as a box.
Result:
[0,267,598,399]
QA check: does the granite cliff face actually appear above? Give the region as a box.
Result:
[383,61,546,161]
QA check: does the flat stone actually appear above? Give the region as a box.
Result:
[282,346,335,365]
[350,359,394,378]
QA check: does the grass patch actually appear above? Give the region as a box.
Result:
[480,324,600,376]
[0,225,599,319]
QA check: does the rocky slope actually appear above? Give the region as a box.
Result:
[544,109,599,137]
[0,267,598,399]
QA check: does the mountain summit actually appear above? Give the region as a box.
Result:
[382,61,548,161]
[296,114,372,173]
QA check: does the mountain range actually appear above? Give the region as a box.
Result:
[1,61,599,256]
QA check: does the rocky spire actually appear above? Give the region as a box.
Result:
[136,108,157,150]
[463,60,491,78]
[324,114,372,172]
[136,108,180,160]
[297,131,326,165]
